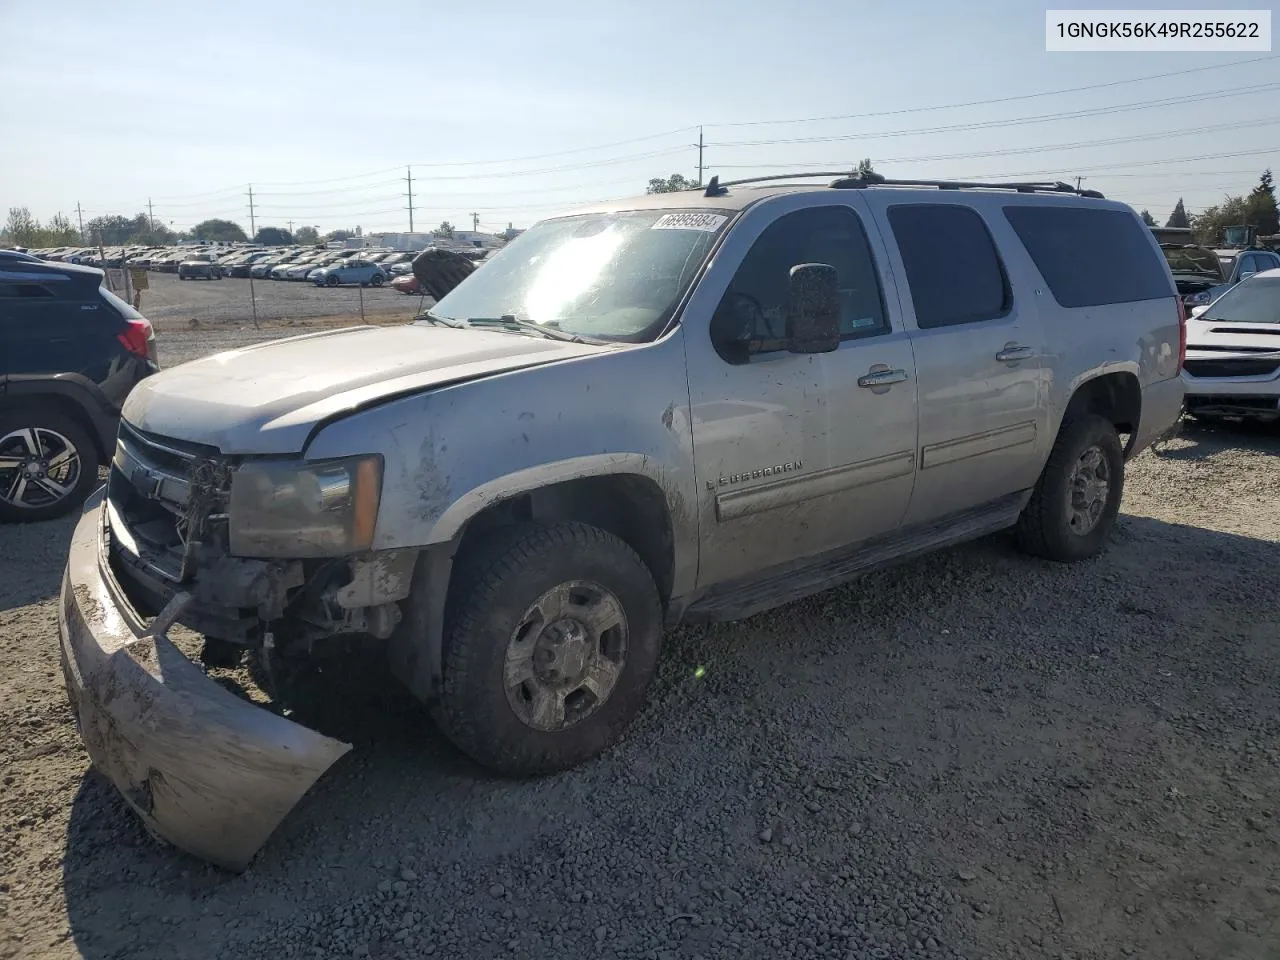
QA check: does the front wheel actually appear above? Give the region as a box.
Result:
[370,273,384,287]
[1016,413,1124,563]
[439,522,662,775]
[326,274,340,287]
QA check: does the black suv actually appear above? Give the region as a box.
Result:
[0,260,158,522]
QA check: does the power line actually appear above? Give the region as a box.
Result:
[706,82,1280,148]
[707,53,1279,128]
[953,145,1280,180]
[706,116,1280,171]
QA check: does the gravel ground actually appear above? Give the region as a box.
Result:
[135,271,424,328]
[1,327,1278,960]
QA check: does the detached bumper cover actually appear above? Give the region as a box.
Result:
[57,490,351,871]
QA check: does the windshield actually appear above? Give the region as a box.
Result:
[430,208,731,341]
[1202,275,1280,324]
[1161,246,1222,279]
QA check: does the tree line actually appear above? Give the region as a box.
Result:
[1141,170,1277,246]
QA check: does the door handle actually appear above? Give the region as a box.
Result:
[857,368,909,388]
[995,343,1036,363]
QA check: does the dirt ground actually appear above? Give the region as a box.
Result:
[134,271,426,329]
[1,322,1278,960]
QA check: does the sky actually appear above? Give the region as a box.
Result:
[1,0,1277,237]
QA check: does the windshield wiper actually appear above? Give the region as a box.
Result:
[416,310,469,329]
[463,314,601,344]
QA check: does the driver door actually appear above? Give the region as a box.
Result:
[682,194,919,589]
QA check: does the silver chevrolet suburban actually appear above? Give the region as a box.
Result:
[58,173,1186,869]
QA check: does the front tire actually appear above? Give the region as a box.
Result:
[0,409,100,523]
[439,522,662,776]
[326,274,340,287]
[1016,413,1124,563]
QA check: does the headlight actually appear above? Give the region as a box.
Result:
[228,454,382,558]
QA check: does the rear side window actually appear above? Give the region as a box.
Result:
[1003,205,1172,308]
[887,204,1010,329]
[0,282,56,298]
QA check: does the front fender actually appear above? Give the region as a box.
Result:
[305,329,700,597]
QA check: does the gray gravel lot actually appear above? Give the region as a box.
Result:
[1,323,1278,960]
[136,271,423,328]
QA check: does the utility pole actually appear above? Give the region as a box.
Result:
[471,212,480,232]
[147,198,155,231]
[691,125,704,186]
[75,202,85,241]
[405,166,415,233]
[1075,176,1084,192]
[287,219,294,236]
[247,184,257,238]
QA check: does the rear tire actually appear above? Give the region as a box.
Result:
[1016,413,1124,563]
[0,408,100,523]
[439,522,662,776]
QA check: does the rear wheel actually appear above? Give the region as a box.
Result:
[439,522,662,775]
[1016,413,1124,563]
[0,409,100,523]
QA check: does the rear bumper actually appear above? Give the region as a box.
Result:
[57,490,351,871]
[1130,376,1185,456]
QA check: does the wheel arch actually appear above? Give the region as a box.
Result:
[1059,368,1142,456]
[388,466,686,709]
[1,379,117,460]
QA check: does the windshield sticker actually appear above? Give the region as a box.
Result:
[651,212,728,233]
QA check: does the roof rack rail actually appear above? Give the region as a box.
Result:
[703,172,1105,200]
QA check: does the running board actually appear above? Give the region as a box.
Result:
[683,491,1030,623]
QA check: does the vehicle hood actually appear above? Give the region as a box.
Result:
[1186,316,1280,358]
[120,323,607,454]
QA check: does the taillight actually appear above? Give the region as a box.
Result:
[1175,298,1187,373]
[117,317,155,362]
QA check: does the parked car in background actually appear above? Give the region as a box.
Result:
[228,252,273,277]
[1196,248,1280,309]
[178,253,223,280]
[311,258,386,287]
[386,260,415,276]
[0,259,158,521]
[253,252,302,279]
[1160,244,1225,313]
[1183,268,1280,423]
[391,273,423,295]
[281,254,334,280]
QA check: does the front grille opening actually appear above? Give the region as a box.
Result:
[1183,358,1280,379]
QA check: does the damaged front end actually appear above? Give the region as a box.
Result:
[58,423,417,870]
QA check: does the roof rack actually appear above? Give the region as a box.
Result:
[702,172,1104,200]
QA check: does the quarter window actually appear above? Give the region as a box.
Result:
[887,204,1011,329]
[711,205,888,363]
[1002,204,1172,308]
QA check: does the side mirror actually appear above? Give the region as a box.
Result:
[1240,270,1256,281]
[786,262,841,354]
[1190,304,1208,318]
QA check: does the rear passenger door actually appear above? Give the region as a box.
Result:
[869,200,1048,526]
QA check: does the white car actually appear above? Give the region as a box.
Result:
[1183,267,1280,423]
